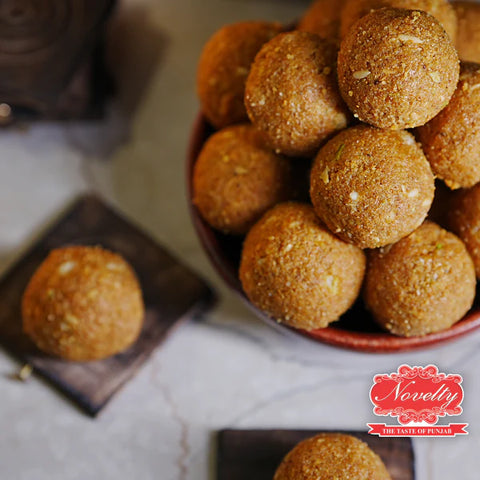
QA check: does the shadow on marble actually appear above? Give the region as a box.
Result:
[107,2,170,117]
[63,0,170,160]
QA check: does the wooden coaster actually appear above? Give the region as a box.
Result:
[0,195,216,416]
[217,429,415,480]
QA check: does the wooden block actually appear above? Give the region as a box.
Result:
[0,0,116,121]
[0,195,216,416]
[217,429,415,480]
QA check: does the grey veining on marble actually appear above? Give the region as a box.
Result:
[1,0,479,479]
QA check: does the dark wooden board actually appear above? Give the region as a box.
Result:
[0,194,216,416]
[217,429,415,480]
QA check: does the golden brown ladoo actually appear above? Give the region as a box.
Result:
[337,8,459,130]
[310,125,435,249]
[239,202,366,331]
[364,221,476,337]
[22,246,145,361]
[197,21,283,129]
[340,0,457,41]
[417,62,480,189]
[193,124,293,235]
[245,31,349,157]
[453,1,480,63]
[273,433,391,480]
[448,184,480,278]
[298,0,347,43]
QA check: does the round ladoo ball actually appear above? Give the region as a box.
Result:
[245,31,349,158]
[197,21,283,129]
[22,246,145,361]
[448,184,480,278]
[273,434,391,480]
[417,62,480,189]
[338,8,459,130]
[193,124,294,235]
[310,125,435,249]
[364,222,476,337]
[239,202,366,331]
[298,0,347,43]
[454,1,480,63]
[340,0,457,41]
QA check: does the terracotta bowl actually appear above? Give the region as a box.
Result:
[186,114,480,353]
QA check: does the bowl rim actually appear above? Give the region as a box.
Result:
[186,112,480,353]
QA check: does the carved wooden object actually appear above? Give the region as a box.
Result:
[0,0,115,121]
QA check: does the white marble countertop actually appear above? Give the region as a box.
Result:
[1,0,479,479]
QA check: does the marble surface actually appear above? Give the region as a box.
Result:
[1,0,479,479]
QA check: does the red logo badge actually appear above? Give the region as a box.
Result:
[368,365,468,437]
